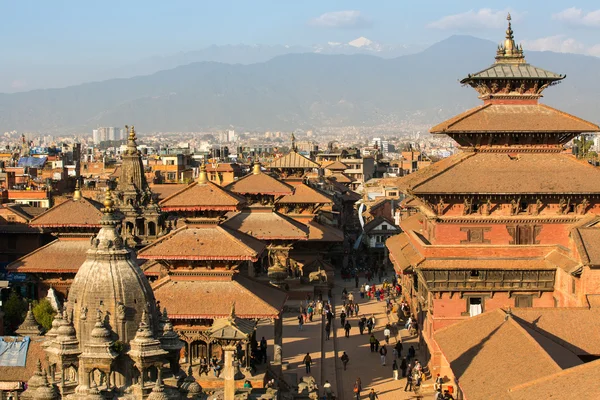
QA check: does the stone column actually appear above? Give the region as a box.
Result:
[222,344,237,400]
[272,315,283,374]
[247,261,255,278]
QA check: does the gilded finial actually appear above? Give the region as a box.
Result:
[253,160,261,175]
[73,179,81,201]
[129,125,136,140]
[198,161,208,184]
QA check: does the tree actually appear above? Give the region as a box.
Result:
[32,299,56,332]
[3,291,28,334]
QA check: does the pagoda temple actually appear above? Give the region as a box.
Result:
[386,15,600,386]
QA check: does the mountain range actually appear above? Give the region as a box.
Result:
[2,35,600,133]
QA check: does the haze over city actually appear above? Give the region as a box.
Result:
[0,3,599,400]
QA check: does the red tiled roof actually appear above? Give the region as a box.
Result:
[510,308,600,356]
[6,236,91,273]
[409,152,600,195]
[159,180,245,211]
[223,208,309,240]
[150,184,188,201]
[324,160,348,171]
[434,309,567,400]
[573,227,600,267]
[138,219,265,261]
[225,172,293,196]
[267,151,319,169]
[508,358,600,400]
[29,197,103,227]
[276,184,333,204]
[305,220,344,242]
[0,337,47,383]
[327,173,354,184]
[153,274,287,319]
[430,103,600,134]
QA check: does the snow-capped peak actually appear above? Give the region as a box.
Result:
[348,37,374,48]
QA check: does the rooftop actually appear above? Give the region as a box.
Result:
[225,171,294,196]
[6,236,91,273]
[29,197,104,227]
[223,208,309,241]
[159,180,245,211]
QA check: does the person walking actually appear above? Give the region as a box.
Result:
[325,321,331,341]
[340,310,347,326]
[379,345,387,366]
[383,326,391,344]
[369,334,377,352]
[392,359,399,380]
[340,352,349,370]
[368,388,379,400]
[353,378,362,400]
[404,373,413,392]
[358,318,365,335]
[395,340,403,359]
[434,373,444,392]
[400,357,408,378]
[374,338,380,353]
[298,314,304,331]
[344,321,352,338]
[302,353,312,374]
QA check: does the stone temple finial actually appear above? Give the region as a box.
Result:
[229,301,236,321]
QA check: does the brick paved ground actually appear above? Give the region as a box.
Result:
[256,272,434,399]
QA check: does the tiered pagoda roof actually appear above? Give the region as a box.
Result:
[267,150,320,170]
[322,160,348,171]
[6,235,91,274]
[29,197,104,228]
[159,164,245,211]
[137,218,265,262]
[225,163,294,196]
[405,152,600,195]
[276,183,333,205]
[222,208,309,241]
[152,274,287,320]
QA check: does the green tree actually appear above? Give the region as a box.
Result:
[32,299,56,332]
[573,136,594,159]
[3,291,28,334]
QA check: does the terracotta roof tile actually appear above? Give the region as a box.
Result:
[6,236,91,273]
[324,160,348,171]
[305,221,344,242]
[153,274,287,319]
[150,184,188,201]
[223,209,308,240]
[30,197,103,227]
[430,104,600,134]
[544,250,580,273]
[510,308,600,356]
[410,152,600,195]
[434,309,564,400]
[138,219,265,261]
[363,216,398,234]
[573,227,600,266]
[225,172,294,196]
[159,181,245,211]
[508,358,600,400]
[327,173,354,184]
[276,184,333,205]
[267,151,319,169]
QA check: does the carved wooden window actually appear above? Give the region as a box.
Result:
[460,227,491,244]
[515,295,533,308]
[507,225,542,245]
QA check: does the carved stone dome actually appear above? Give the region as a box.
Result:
[66,190,159,347]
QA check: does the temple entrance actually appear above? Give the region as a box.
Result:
[190,340,208,365]
[136,219,145,236]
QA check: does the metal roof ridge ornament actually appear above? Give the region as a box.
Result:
[495,13,525,64]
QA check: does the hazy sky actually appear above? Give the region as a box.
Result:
[2,1,600,90]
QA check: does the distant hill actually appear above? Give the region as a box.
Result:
[1,35,600,133]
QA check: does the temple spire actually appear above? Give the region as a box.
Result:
[495,13,524,64]
[126,125,138,155]
[73,179,82,201]
[198,161,208,184]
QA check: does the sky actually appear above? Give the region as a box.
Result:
[2,1,600,91]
